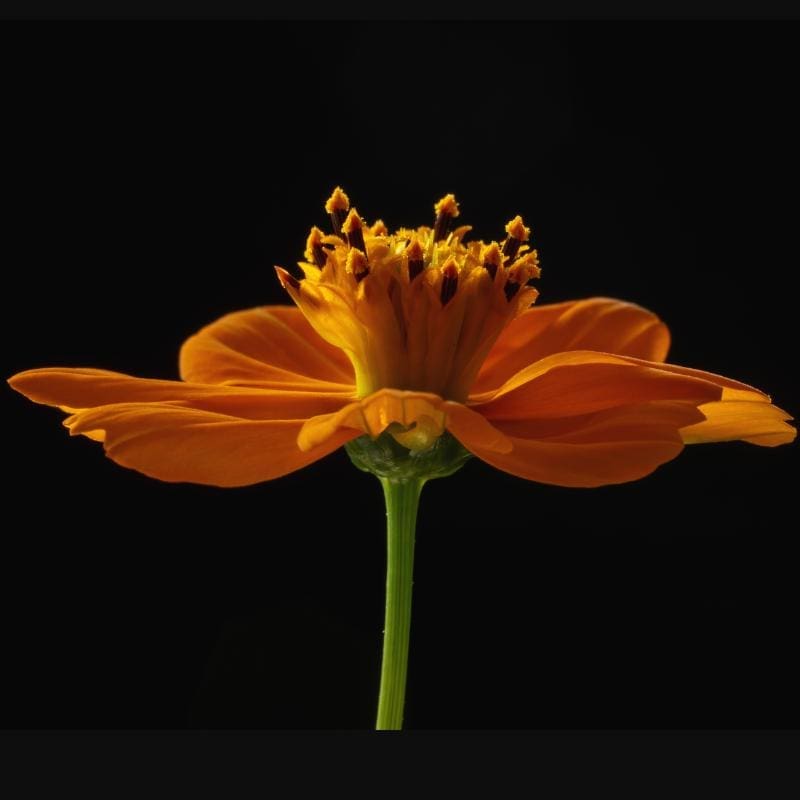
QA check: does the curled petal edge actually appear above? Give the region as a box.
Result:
[298,388,513,455]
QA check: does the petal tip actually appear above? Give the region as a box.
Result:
[7,368,51,402]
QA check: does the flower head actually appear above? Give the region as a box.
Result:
[9,189,795,488]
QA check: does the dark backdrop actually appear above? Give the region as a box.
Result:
[2,21,798,729]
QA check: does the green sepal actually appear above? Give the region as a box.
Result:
[345,429,472,482]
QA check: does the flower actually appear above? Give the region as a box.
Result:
[8,189,795,488]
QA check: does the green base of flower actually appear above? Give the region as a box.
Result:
[345,430,472,482]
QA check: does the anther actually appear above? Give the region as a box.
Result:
[510,251,542,279]
[347,249,370,283]
[432,194,460,243]
[440,258,459,305]
[324,187,350,236]
[370,219,388,236]
[342,208,367,254]
[274,266,301,291]
[503,262,530,302]
[482,242,503,280]
[406,238,424,282]
[501,215,531,263]
[305,227,327,268]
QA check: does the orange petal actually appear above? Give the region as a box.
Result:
[488,400,706,441]
[445,402,514,455]
[454,402,702,488]
[9,367,353,420]
[63,403,357,486]
[298,388,512,454]
[471,351,724,420]
[179,305,355,389]
[473,298,670,394]
[681,399,796,447]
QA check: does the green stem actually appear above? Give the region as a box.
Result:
[376,477,424,731]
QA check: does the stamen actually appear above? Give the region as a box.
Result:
[509,251,542,280]
[406,238,424,282]
[482,242,503,280]
[503,261,531,302]
[347,249,370,283]
[432,194,460,243]
[342,208,367,254]
[324,187,350,236]
[305,227,327,268]
[502,215,531,263]
[274,266,301,291]
[440,257,459,305]
[370,219,389,236]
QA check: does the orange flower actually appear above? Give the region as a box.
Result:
[8,189,795,488]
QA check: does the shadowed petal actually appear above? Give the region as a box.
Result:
[64,403,358,486]
[471,351,724,420]
[472,298,670,394]
[9,367,353,419]
[179,305,355,388]
[453,402,706,488]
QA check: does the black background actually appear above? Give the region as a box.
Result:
[2,20,798,730]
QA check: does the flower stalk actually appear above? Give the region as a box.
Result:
[376,477,424,731]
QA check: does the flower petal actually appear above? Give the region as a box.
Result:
[63,403,357,486]
[179,305,355,389]
[9,367,353,419]
[453,402,704,488]
[471,351,724,420]
[298,388,512,454]
[472,298,670,394]
[681,398,796,447]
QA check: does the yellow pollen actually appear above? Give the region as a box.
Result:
[342,208,364,235]
[433,194,461,244]
[505,215,530,242]
[440,257,459,305]
[441,256,459,278]
[305,227,327,268]
[510,251,542,280]
[506,262,526,285]
[307,226,324,246]
[342,208,367,254]
[324,186,350,214]
[406,237,425,281]
[406,237,424,262]
[434,194,460,218]
[346,248,370,282]
[482,242,503,278]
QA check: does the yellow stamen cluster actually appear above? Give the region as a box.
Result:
[275,188,541,402]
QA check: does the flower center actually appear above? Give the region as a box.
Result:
[275,188,541,404]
